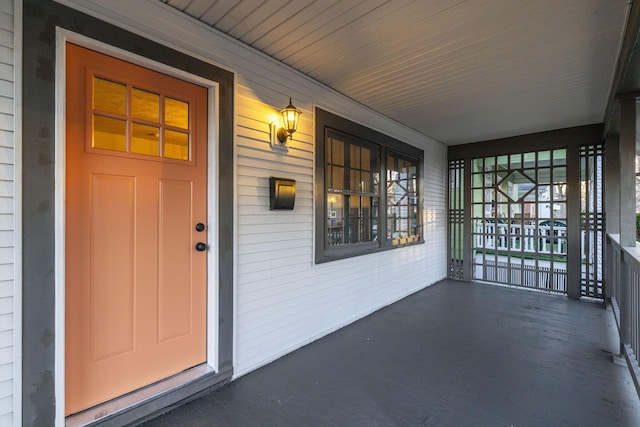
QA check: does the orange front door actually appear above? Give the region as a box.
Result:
[65,43,208,415]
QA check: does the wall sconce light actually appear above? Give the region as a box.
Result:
[271,98,301,151]
[278,98,301,142]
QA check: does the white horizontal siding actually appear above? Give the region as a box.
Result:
[0,413,10,426]
[0,129,13,148]
[234,78,447,375]
[0,1,12,425]
[0,395,10,419]
[57,0,448,381]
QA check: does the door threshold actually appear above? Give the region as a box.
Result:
[66,364,214,427]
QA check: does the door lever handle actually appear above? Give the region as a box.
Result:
[195,242,207,252]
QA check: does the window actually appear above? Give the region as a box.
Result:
[387,152,420,245]
[326,130,380,247]
[315,108,424,263]
[91,75,192,161]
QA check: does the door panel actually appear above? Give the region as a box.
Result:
[90,174,136,360]
[65,43,208,415]
[158,179,194,342]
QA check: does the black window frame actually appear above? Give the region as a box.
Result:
[325,128,381,250]
[315,107,424,263]
[386,149,422,245]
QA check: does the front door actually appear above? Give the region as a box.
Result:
[65,43,208,415]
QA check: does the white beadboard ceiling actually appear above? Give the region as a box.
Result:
[160,0,630,145]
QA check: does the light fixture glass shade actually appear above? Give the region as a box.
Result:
[281,98,301,136]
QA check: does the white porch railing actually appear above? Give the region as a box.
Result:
[606,234,640,397]
[474,221,567,255]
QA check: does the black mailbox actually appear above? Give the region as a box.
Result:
[269,177,296,210]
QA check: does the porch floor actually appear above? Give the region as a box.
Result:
[141,280,640,426]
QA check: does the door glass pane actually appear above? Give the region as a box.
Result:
[93,115,126,151]
[93,77,126,115]
[165,97,189,129]
[164,130,189,160]
[132,88,160,123]
[131,124,160,156]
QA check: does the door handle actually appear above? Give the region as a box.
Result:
[195,223,205,232]
[195,242,207,252]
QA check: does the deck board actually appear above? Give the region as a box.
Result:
[142,280,640,426]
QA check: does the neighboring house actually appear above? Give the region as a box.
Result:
[0,0,635,426]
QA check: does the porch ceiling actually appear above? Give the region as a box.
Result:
[160,0,630,145]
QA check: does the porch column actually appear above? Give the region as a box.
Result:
[463,158,473,281]
[605,135,621,235]
[605,135,620,300]
[619,98,636,350]
[566,144,581,299]
[619,98,636,247]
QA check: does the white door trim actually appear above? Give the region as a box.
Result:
[54,28,220,426]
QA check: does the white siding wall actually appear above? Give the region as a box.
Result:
[56,0,448,378]
[235,80,447,375]
[0,0,14,425]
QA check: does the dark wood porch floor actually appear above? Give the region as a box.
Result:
[141,280,640,426]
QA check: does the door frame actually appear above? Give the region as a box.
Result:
[55,29,220,422]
